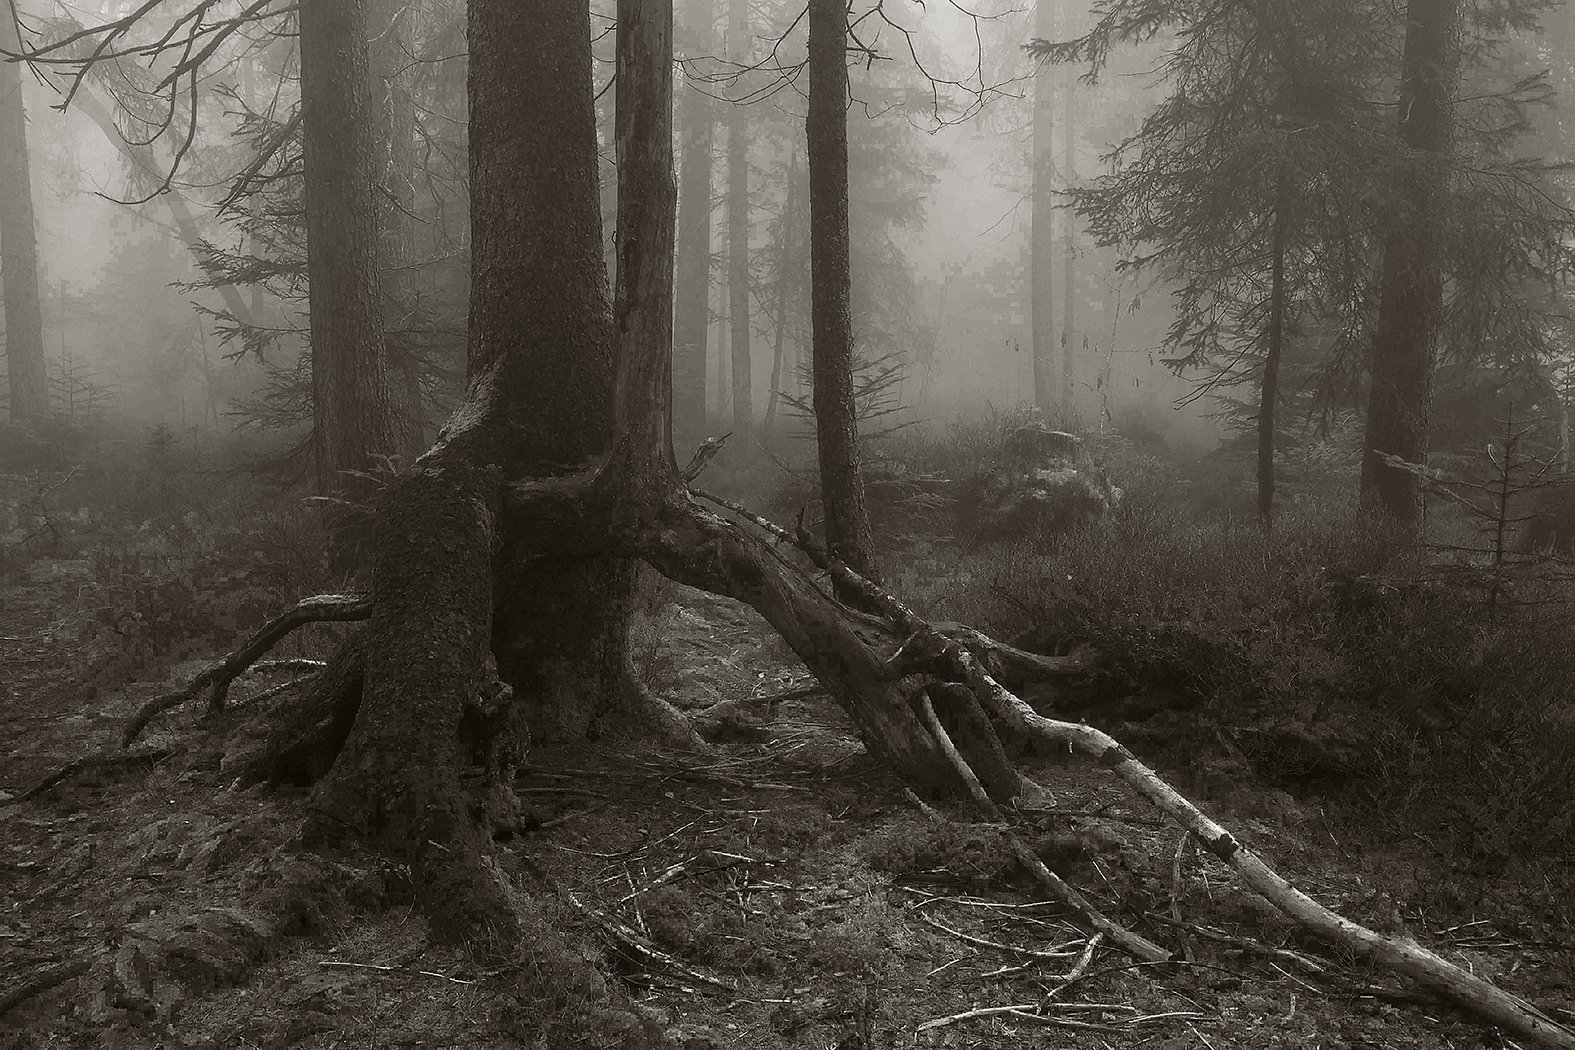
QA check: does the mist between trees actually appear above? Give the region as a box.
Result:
[2,1,1575,1048]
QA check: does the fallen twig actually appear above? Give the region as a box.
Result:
[563,891,736,991]
[318,960,477,984]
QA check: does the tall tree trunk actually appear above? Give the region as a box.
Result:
[1029,0,1056,418]
[716,271,731,418]
[764,151,801,437]
[369,0,428,459]
[0,10,49,423]
[672,0,714,447]
[807,0,879,589]
[1259,170,1291,525]
[302,0,684,934]
[1059,71,1076,413]
[726,0,752,437]
[299,0,404,510]
[1360,0,1458,537]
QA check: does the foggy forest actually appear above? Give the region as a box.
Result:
[2,0,1575,1046]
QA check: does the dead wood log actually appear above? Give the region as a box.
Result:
[712,492,1575,1050]
[121,593,371,747]
[914,692,1170,964]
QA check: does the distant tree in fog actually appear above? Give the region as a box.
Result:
[0,9,49,423]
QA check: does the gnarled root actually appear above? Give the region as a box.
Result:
[122,593,372,748]
[222,635,367,787]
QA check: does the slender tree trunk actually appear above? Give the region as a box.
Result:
[1259,170,1291,525]
[1360,0,1458,537]
[716,270,731,419]
[299,0,404,508]
[764,152,801,437]
[673,0,714,446]
[1029,0,1056,418]
[807,0,879,589]
[1059,72,1076,413]
[726,0,752,437]
[369,0,428,460]
[0,10,49,423]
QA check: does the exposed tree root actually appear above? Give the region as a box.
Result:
[8,746,178,804]
[0,958,94,1019]
[718,493,1575,1050]
[221,635,367,786]
[121,593,372,747]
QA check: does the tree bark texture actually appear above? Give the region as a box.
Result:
[672,0,714,445]
[466,0,647,747]
[369,0,429,459]
[806,0,879,590]
[0,10,49,423]
[1029,0,1057,418]
[1360,0,1458,537]
[299,0,405,500]
[726,0,752,436]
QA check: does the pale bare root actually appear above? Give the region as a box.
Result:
[914,691,1170,964]
[700,490,1575,1050]
[121,593,372,747]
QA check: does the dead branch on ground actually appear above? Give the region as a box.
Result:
[702,489,1575,1050]
[121,593,370,747]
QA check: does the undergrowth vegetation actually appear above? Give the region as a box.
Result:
[694,406,1574,899]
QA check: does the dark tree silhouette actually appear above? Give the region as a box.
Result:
[806,0,879,590]
[299,0,406,509]
[673,0,715,444]
[1360,0,1459,535]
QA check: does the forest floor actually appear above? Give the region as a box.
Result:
[3,524,1575,1048]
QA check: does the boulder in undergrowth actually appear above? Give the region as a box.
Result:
[962,428,1121,541]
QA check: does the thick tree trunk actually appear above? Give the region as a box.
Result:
[673,0,714,446]
[299,0,405,508]
[466,0,686,749]
[806,0,879,591]
[726,0,752,437]
[1029,0,1056,417]
[1259,170,1291,525]
[0,10,49,423]
[369,0,429,459]
[1360,0,1457,537]
[764,152,801,437]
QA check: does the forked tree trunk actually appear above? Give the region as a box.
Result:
[0,9,50,423]
[1029,0,1056,417]
[806,0,879,590]
[672,0,713,445]
[726,0,752,437]
[1360,0,1457,537]
[299,0,405,507]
